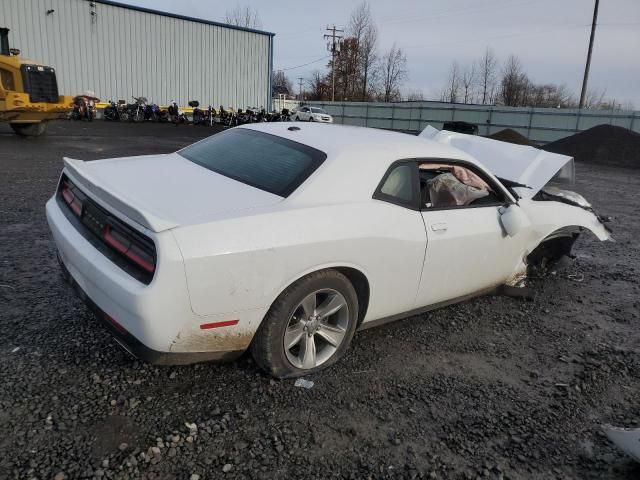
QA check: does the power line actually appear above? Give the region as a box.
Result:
[377,0,541,26]
[278,55,331,72]
[402,23,591,50]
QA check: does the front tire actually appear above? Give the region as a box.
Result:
[10,122,47,137]
[251,269,358,378]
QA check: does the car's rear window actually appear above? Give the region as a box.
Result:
[178,128,326,197]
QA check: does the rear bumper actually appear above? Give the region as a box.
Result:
[46,195,251,365]
[58,256,242,365]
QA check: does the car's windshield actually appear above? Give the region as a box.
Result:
[178,129,326,197]
[310,108,326,114]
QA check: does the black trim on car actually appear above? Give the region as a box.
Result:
[56,174,156,285]
[57,255,243,366]
[373,157,515,212]
[372,160,421,210]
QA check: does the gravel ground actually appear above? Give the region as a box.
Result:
[1,121,639,480]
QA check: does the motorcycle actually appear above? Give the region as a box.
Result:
[189,100,205,125]
[70,94,99,121]
[128,96,148,122]
[167,100,188,125]
[103,100,121,121]
[144,103,163,122]
[218,106,236,127]
[200,105,216,126]
[116,100,130,122]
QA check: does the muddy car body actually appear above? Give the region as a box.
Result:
[46,123,610,377]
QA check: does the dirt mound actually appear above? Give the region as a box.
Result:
[542,124,640,169]
[488,128,536,147]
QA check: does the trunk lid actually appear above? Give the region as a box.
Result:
[419,126,575,199]
[63,153,283,232]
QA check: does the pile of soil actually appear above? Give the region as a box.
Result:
[543,124,640,169]
[488,128,537,147]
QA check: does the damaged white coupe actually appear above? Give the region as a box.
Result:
[46,123,611,378]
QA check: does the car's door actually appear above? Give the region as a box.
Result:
[298,107,309,120]
[368,161,428,319]
[414,160,529,307]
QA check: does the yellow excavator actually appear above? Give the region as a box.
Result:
[0,28,72,136]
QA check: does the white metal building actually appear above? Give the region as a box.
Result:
[0,0,274,108]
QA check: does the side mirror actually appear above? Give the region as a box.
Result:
[499,204,530,237]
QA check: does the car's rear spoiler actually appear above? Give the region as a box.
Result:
[63,157,178,233]
[419,126,575,199]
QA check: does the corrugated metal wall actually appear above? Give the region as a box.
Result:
[0,0,272,108]
[308,100,640,144]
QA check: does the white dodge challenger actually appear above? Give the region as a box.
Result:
[46,123,610,378]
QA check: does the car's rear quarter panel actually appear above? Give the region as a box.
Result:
[171,201,428,327]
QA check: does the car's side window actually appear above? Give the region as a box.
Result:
[373,162,419,209]
[419,160,506,210]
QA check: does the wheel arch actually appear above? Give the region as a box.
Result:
[527,223,607,266]
[265,264,371,326]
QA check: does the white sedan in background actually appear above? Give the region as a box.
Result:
[46,123,610,378]
[293,106,333,123]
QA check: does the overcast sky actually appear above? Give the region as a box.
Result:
[124,0,640,106]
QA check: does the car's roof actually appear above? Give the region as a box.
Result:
[238,123,484,206]
[240,122,472,161]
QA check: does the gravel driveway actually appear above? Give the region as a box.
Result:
[1,122,638,479]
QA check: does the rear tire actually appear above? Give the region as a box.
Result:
[251,269,358,378]
[295,116,300,121]
[10,122,47,137]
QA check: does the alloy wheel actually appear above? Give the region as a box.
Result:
[284,289,349,369]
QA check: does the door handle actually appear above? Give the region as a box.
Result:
[430,222,448,232]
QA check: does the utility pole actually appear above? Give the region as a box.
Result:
[298,77,304,101]
[324,25,343,102]
[579,0,599,109]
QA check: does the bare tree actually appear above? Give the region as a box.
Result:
[499,55,529,106]
[461,63,476,104]
[443,61,461,103]
[478,47,497,104]
[224,5,262,29]
[378,43,407,102]
[581,88,607,109]
[348,2,378,101]
[306,71,329,101]
[271,70,293,96]
[406,89,425,101]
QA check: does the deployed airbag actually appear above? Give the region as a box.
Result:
[427,173,489,207]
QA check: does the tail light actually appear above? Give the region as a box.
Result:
[57,175,157,283]
[60,179,85,216]
[103,225,155,274]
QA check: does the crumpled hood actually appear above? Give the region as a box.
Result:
[419,126,575,199]
[62,153,283,232]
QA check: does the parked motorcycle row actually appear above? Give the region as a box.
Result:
[70,95,292,126]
